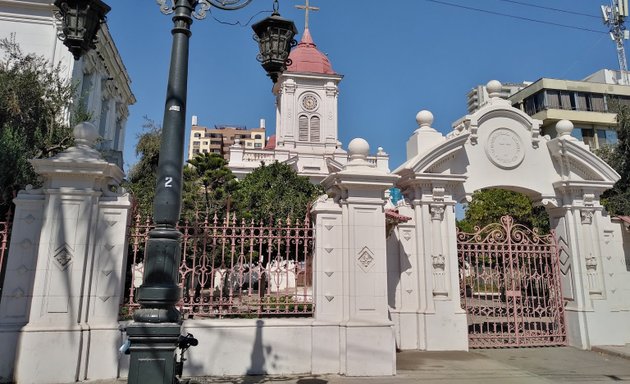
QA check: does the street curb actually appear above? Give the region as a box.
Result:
[591,346,630,361]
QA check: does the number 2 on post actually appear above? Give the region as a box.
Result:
[165,177,173,188]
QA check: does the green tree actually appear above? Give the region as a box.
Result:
[233,161,323,223]
[182,153,239,219]
[597,104,630,215]
[125,117,161,216]
[0,37,76,213]
[458,188,550,234]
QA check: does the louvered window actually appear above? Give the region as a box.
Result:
[299,115,309,141]
[310,116,320,142]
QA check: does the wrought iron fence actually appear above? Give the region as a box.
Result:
[122,211,314,319]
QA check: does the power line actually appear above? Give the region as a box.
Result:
[424,0,608,35]
[495,0,600,19]
[209,9,271,27]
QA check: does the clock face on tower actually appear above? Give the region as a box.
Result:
[301,94,318,111]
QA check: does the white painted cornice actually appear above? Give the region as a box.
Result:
[94,23,135,105]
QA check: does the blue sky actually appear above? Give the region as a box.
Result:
[105,0,623,172]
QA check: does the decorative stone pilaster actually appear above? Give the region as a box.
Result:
[320,138,398,376]
[394,108,469,352]
[5,122,132,383]
[430,201,448,297]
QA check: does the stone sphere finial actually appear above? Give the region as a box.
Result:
[73,121,99,147]
[556,119,574,137]
[348,138,370,163]
[487,80,503,98]
[416,110,434,128]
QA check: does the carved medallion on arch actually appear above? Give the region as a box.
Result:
[485,128,525,169]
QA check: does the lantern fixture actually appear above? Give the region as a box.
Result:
[252,0,298,83]
[54,0,111,60]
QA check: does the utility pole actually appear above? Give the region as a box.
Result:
[602,0,630,84]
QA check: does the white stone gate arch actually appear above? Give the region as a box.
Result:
[389,81,629,351]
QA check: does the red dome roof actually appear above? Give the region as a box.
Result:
[286,28,336,75]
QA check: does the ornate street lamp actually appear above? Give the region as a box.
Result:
[125,1,297,383]
[53,0,111,60]
[253,1,298,83]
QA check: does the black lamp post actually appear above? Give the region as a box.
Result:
[124,1,297,383]
[53,0,111,60]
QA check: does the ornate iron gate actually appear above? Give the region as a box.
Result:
[457,216,566,348]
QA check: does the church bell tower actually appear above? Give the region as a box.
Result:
[274,8,343,154]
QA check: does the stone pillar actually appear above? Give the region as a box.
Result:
[319,138,398,376]
[402,181,468,351]
[395,110,468,351]
[547,120,619,349]
[310,194,343,374]
[0,188,44,381]
[386,202,421,350]
[4,122,131,383]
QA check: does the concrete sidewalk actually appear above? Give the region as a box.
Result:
[591,343,630,361]
[82,346,630,384]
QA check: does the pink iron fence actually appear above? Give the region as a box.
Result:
[123,211,314,319]
[457,216,566,348]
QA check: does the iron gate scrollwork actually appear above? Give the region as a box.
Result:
[457,216,566,348]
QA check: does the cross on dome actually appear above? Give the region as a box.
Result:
[295,0,319,29]
[286,0,336,75]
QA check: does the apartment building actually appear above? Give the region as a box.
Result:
[467,69,630,150]
[188,116,266,161]
[509,69,630,149]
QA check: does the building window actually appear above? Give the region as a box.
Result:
[580,127,595,148]
[597,129,618,146]
[254,134,262,139]
[194,132,201,138]
[524,91,545,115]
[255,143,262,148]
[193,141,200,146]
[590,94,605,112]
[193,149,200,154]
[571,127,618,149]
[299,115,308,141]
[311,116,320,142]
[298,114,321,142]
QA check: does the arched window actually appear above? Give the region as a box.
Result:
[298,114,321,142]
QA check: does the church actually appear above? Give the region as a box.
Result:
[228,9,389,182]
